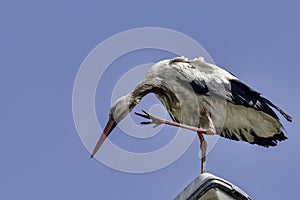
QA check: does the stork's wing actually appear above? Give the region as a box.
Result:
[170,58,292,122]
[169,58,292,147]
[192,77,292,122]
[192,78,292,147]
[225,79,292,122]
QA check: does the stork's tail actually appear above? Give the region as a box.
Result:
[261,97,292,122]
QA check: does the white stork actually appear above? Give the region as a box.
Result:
[91,57,292,173]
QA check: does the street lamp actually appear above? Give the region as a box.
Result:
[174,173,252,200]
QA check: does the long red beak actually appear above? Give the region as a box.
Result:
[90,117,117,158]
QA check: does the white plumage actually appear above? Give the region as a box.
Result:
[130,57,291,146]
[91,56,292,172]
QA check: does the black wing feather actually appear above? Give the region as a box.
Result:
[229,79,292,122]
[220,127,287,147]
[229,79,278,120]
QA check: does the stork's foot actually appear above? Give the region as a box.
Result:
[135,109,215,134]
[134,110,165,128]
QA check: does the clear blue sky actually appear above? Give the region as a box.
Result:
[1,1,299,199]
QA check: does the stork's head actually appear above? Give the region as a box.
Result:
[90,94,134,158]
[109,94,133,123]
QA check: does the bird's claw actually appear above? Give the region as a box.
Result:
[134,110,164,128]
[134,110,150,119]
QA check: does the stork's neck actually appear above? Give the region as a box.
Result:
[130,80,158,106]
[130,79,179,112]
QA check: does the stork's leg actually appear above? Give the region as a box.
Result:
[135,110,215,134]
[135,108,216,174]
[197,132,207,174]
[198,108,215,173]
